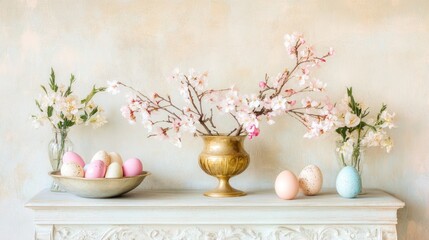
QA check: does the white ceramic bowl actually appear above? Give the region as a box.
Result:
[49,171,150,198]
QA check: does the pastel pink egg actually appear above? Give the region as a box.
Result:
[122,158,143,177]
[275,170,299,200]
[84,160,106,179]
[62,151,85,168]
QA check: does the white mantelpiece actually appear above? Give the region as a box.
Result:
[26,189,404,240]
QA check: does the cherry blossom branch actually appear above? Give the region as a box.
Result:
[109,33,335,146]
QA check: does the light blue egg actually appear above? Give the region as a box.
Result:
[336,166,362,198]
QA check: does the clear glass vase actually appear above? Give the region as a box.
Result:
[48,128,73,192]
[336,140,364,188]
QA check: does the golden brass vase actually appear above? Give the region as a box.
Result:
[198,135,250,197]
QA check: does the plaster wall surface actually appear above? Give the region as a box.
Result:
[0,1,428,239]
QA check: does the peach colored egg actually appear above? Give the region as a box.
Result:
[122,158,143,177]
[85,160,106,178]
[108,152,123,166]
[91,150,111,167]
[62,151,85,168]
[105,162,123,178]
[275,170,299,200]
[61,162,84,177]
[298,165,323,196]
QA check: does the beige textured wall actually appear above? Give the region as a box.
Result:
[1,0,428,239]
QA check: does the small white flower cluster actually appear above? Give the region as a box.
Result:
[32,69,107,130]
[334,88,395,166]
[111,33,335,147]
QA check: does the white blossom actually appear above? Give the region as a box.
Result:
[171,136,182,148]
[88,114,108,128]
[154,127,169,140]
[271,96,287,111]
[120,106,136,124]
[106,81,120,95]
[336,138,355,161]
[361,130,392,152]
[236,112,259,131]
[309,78,327,92]
[31,115,45,128]
[217,89,239,113]
[301,97,319,108]
[380,111,396,129]
[344,112,360,128]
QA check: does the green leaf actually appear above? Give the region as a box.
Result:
[49,68,58,92]
[361,108,369,119]
[64,74,75,97]
[63,119,75,128]
[40,85,48,94]
[35,100,42,111]
[335,127,348,141]
[377,104,387,121]
[80,114,88,121]
[89,106,98,117]
[47,106,53,117]
[347,87,361,115]
[81,85,105,105]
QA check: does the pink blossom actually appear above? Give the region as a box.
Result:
[237,112,259,131]
[168,68,181,82]
[150,92,160,100]
[301,67,310,75]
[288,100,297,106]
[154,127,169,140]
[309,79,327,92]
[217,89,239,113]
[246,124,260,140]
[259,81,267,89]
[301,97,319,108]
[328,47,335,56]
[120,106,136,124]
[298,73,309,86]
[172,118,181,132]
[284,89,296,97]
[266,113,276,125]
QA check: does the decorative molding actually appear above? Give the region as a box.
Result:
[382,226,398,240]
[53,225,396,240]
[35,225,53,240]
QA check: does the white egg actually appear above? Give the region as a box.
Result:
[108,152,123,166]
[91,150,111,167]
[61,162,84,177]
[298,164,323,196]
[105,162,123,178]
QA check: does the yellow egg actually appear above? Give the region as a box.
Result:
[105,162,123,178]
[298,165,323,196]
[91,150,111,167]
[61,162,84,177]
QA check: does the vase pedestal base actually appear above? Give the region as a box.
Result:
[204,188,246,198]
[204,177,246,198]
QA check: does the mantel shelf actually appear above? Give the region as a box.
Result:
[26,188,405,240]
[26,188,404,208]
